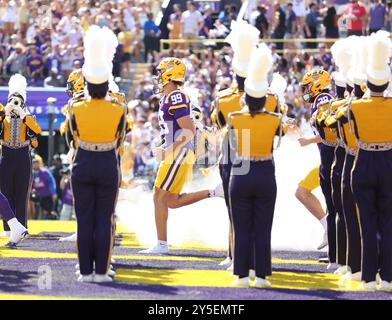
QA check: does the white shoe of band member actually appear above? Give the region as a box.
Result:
[77,274,94,282]
[249,269,256,280]
[107,269,116,277]
[8,218,28,245]
[75,264,80,270]
[59,233,77,242]
[378,280,392,291]
[350,271,362,281]
[327,263,341,271]
[317,231,328,250]
[226,263,233,272]
[232,277,250,288]
[94,274,113,283]
[254,277,271,288]
[359,281,377,291]
[219,257,232,267]
[210,183,224,198]
[342,270,362,281]
[334,265,350,275]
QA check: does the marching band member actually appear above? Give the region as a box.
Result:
[228,43,287,288]
[210,20,260,268]
[338,34,392,290]
[65,26,127,282]
[58,69,86,243]
[301,69,338,270]
[0,74,41,237]
[320,37,356,273]
[325,37,368,280]
[139,57,223,255]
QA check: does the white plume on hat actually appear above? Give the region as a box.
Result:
[331,37,354,86]
[183,85,199,107]
[102,26,120,92]
[225,20,260,78]
[82,25,110,85]
[269,73,287,105]
[352,36,369,85]
[8,74,27,102]
[366,32,391,87]
[245,43,273,98]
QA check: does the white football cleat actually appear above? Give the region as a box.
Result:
[138,243,169,254]
[232,277,250,288]
[93,274,113,283]
[249,269,256,280]
[254,277,271,288]
[77,274,94,282]
[219,257,232,267]
[359,281,377,291]
[317,231,328,250]
[7,219,28,247]
[59,233,77,242]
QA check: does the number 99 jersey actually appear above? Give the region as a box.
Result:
[158,89,193,149]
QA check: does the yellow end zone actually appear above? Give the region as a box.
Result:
[115,268,365,292]
[0,220,129,235]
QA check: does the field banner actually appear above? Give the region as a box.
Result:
[0,87,69,131]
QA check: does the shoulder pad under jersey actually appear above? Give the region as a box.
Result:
[312,93,334,114]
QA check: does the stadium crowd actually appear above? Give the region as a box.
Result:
[2,0,392,221]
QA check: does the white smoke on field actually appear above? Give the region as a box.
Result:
[116,130,327,252]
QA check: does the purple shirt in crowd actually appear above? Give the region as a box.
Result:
[26,54,43,72]
[61,180,74,206]
[32,168,56,198]
[369,3,387,30]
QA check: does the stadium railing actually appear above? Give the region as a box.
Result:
[160,38,337,54]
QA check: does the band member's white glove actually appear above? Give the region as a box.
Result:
[4,104,13,116]
[13,106,27,119]
[67,148,75,164]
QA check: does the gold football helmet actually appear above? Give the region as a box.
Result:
[66,69,85,97]
[154,57,186,93]
[301,69,331,102]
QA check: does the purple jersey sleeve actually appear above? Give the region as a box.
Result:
[167,91,190,120]
[311,93,333,115]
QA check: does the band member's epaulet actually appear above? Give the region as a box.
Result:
[24,113,42,135]
[216,85,237,100]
